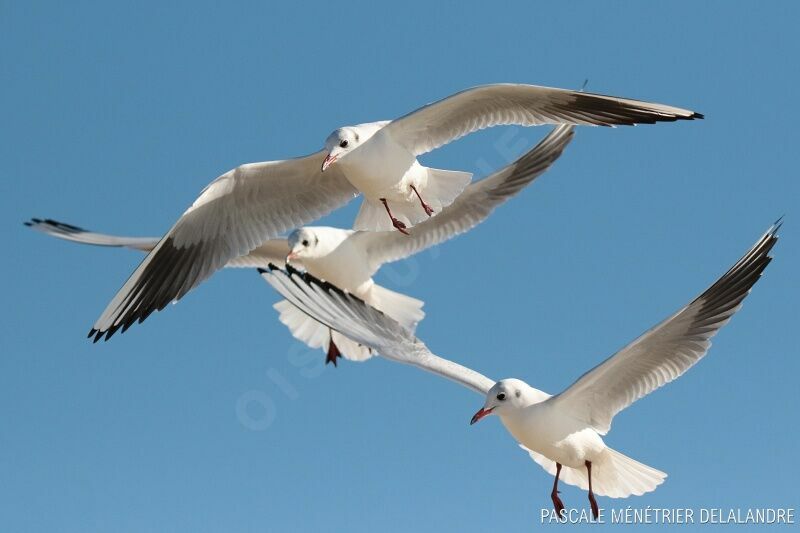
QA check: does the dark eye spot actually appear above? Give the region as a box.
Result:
[302,239,309,246]
[496,392,506,401]
[339,140,349,148]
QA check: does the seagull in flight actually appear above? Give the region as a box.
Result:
[87,83,701,341]
[260,222,778,518]
[29,125,574,362]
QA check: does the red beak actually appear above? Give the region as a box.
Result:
[321,154,337,172]
[470,406,494,425]
[285,252,299,263]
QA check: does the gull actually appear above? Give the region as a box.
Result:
[259,222,779,517]
[28,125,575,363]
[88,83,701,341]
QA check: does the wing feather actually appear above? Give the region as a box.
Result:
[383,84,701,156]
[550,222,780,434]
[90,151,356,341]
[355,125,575,273]
[25,218,159,252]
[260,265,494,395]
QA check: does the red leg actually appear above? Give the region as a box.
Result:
[551,462,565,520]
[325,330,341,367]
[409,185,434,216]
[585,460,599,520]
[380,198,409,235]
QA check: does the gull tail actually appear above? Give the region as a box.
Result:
[273,299,373,362]
[367,284,425,332]
[522,445,667,498]
[352,167,472,231]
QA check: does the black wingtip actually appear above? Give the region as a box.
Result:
[257,264,280,275]
[88,327,113,343]
[768,219,783,240]
[23,221,32,227]
[89,329,103,343]
[692,112,705,120]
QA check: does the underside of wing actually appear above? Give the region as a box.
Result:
[90,151,357,341]
[260,265,495,395]
[551,222,780,434]
[225,239,289,268]
[26,218,159,252]
[384,84,701,155]
[356,125,575,272]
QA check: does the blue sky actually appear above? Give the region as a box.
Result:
[2,1,798,531]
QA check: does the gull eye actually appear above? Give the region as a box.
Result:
[496,392,506,401]
[302,239,309,247]
[339,140,349,148]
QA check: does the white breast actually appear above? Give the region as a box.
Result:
[501,402,607,469]
[301,239,374,295]
[341,128,418,200]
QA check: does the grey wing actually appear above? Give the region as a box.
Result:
[225,239,289,268]
[260,265,494,396]
[25,218,159,252]
[356,125,574,272]
[382,83,701,156]
[550,222,780,435]
[90,150,357,341]
[26,217,289,269]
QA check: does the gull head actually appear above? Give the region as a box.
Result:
[470,378,533,425]
[286,228,321,263]
[321,127,362,171]
[286,226,350,263]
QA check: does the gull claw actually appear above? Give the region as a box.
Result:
[326,340,342,366]
[392,218,410,235]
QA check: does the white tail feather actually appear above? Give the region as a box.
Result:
[521,445,667,498]
[366,284,425,332]
[423,167,472,212]
[352,167,472,231]
[273,300,373,361]
[273,282,424,362]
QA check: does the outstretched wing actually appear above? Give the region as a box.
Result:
[25,218,159,252]
[550,222,780,435]
[260,265,495,395]
[90,151,356,341]
[382,84,701,156]
[26,218,290,269]
[355,125,574,274]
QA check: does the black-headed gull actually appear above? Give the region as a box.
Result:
[28,125,574,363]
[260,222,778,517]
[88,83,701,341]
[322,84,701,233]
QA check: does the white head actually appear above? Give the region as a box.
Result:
[320,122,388,172]
[321,127,363,172]
[470,378,536,425]
[285,226,349,262]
